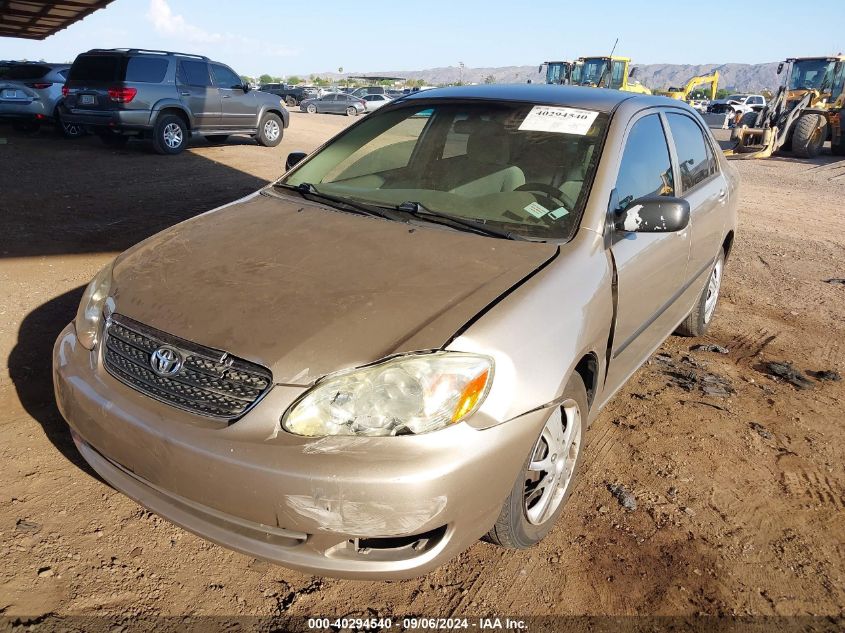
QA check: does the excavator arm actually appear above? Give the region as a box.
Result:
[667,71,720,100]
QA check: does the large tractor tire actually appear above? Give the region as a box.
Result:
[791,113,827,158]
[737,111,758,128]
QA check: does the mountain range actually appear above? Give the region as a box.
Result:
[313,62,783,93]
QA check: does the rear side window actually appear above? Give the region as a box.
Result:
[125,57,168,83]
[1,64,50,80]
[666,113,716,191]
[614,114,675,209]
[69,55,120,82]
[178,60,211,87]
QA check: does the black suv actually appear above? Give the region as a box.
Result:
[60,49,289,154]
[258,83,318,106]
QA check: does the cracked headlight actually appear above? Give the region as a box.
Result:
[282,352,493,437]
[74,263,113,350]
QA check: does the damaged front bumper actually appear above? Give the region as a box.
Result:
[53,324,547,579]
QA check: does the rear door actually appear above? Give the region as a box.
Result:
[211,63,257,130]
[176,60,221,129]
[664,111,726,291]
[319,94,339,113]
[64,54,122,112]
[605,111,691,391]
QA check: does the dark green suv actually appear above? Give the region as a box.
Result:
[60,48,289,154]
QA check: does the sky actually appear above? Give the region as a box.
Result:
[1,0,842,77]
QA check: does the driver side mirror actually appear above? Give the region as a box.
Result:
[285,151,307,171]
[242,83,251,93]
[614,196,690,233]
[777,62,784,75]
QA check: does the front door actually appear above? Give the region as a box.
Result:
[211,64,257,130]
[605,111,691,392]
[177,60,221,129]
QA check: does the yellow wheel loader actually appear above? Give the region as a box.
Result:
[571,56,652,94]
[540,61,576,85]
[727,56,845,159]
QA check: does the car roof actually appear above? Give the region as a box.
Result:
[399,84,677,113]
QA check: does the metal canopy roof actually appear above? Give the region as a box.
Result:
[347,75,406,81]
[0,0,116,40]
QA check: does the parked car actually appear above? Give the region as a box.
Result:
[259,83,318,106]
[707,93,766,116]
[54,84,737,580]
[361,93,393,112]
[0,62,84,137]
[351,86,386,97]
[60,48,289,154]
[300,92,365,116]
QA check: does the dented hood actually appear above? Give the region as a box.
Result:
[111,192,556,384]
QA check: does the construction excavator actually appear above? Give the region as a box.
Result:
[726,55,845,159]
[666,71,720,101]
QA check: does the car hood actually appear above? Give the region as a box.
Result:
[111,191,557,385]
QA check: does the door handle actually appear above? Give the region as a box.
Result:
[717,189,727,202]
[179,91,190,96]
[222,94,231,99]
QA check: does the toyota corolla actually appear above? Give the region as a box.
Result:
[53,85,738,579]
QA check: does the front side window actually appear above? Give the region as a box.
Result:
[614,114,674,210]
[211,64,242,89]
[666,113,715,191]
[280,102,609,240]
[179,61,211,87]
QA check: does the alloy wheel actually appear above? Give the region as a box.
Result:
[264,119,280,142]
[163,122,183,149]
[704,257,723,324]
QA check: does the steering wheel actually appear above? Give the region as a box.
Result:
[514,182,576,215]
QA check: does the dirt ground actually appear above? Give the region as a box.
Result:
[1,112,843,629]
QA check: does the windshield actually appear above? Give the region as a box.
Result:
[788,59,835,91]
[279,102,608,240]
[725,94,746,102]
[577,59,609,87]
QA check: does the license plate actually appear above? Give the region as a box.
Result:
[80,94,96,105]
[1,89,17,98]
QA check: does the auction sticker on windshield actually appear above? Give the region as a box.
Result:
[519,105,599,135]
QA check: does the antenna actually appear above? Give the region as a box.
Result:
[599,38,619,88]
[609,37,619,58]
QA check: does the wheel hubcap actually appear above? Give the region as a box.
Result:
[704,257,723,323]
[163,123,183,149]
[523,401,582,526]
[264,119,280,141]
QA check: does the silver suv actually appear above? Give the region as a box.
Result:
[0,62,84,137]
[60,49,289,154]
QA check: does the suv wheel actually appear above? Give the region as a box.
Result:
[256,112,283,147]
[153,114,188,155]
[285,96,296,107]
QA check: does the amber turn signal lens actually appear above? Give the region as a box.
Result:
[451,369,490,422]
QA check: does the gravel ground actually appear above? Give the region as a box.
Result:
[1,114,843,630]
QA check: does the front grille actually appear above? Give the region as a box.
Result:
[103,314,272,421]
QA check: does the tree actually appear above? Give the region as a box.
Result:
[715,88,731,99]
[258,74,273,85]
[239,75,253,85]
[484,74,495,84]
[761,89,774,100]
[287,76,302,85]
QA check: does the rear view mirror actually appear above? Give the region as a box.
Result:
[242,84,251,93]
[777,62,784,75]
[629,66,638,78]
[615,196,690,233]
[286,151,307,171]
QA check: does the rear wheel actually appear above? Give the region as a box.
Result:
[152,114,188,155]
[675,249,725,337]
[99,133,129,148]
[256,112,283,147]
[345,105,358,117]
[792,113,827,158]
[485,374,586,549]
[285,96,297,107]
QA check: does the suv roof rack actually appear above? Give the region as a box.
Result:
[86,48,209,61]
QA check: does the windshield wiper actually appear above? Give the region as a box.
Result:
[273,182,396,220]
[393,201,525,240]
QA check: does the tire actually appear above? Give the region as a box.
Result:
[832,124,845,156]
[306,104,317,114]
[256,112,283,147]
[791,113,827,158]
[485,373,587,549]
[152,114,188,155]
[285,96,297,107]
[345,105,358,117]
[99,133,129,148]
[675,249,725,337]
[737,111,758,128]
[204,134,229,144]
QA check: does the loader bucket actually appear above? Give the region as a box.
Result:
[724,125,779,160]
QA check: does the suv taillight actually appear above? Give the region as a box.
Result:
[108,86,137,103]
[61,85,69,97]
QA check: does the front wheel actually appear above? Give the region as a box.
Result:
[345,105,358,117]
[256,112,283,147]
[675,249,725,337]
[152,114,188,155]
[306,104,317,114]
[792,113,827,158]
[485,374,586,549]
